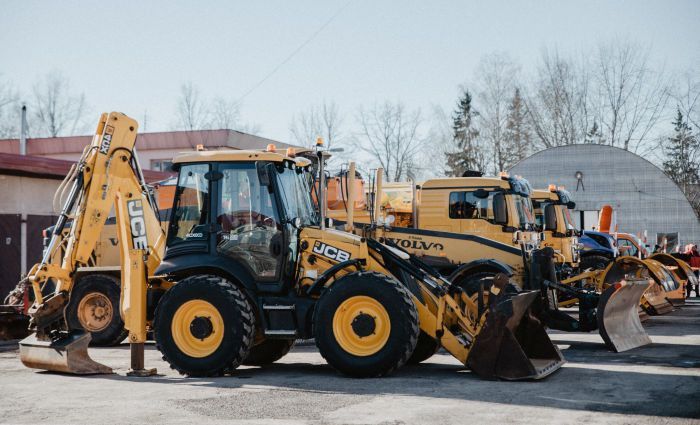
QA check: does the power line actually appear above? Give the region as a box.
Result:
[235,0,353,104]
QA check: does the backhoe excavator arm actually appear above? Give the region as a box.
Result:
[21,112,165,375]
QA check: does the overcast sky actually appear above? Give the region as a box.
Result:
[2,0,699,143]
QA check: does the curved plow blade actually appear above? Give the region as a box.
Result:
[468,290,565,380]
[642,283,674,315]
[20,331,113,374]
[597,279,652,352]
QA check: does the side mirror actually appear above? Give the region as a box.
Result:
[493,193,507,225]
[544,204,557,231]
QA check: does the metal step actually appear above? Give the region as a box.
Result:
[264,330,297,336]
[262,304,295,311]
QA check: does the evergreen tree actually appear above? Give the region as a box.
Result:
[663,109,699,196]
[585,120,604,144]
[503,88,531,165]
[445,90,483,176]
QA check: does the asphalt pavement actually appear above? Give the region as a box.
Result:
[0,299,698,424]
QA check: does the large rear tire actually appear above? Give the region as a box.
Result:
[66,274,127,346]
[243,339,295,366]
[314,271,419,378]
[154,275,255,377]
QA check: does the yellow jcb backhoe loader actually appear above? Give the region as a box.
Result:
[324,169,651,353]
[17,112,564,380]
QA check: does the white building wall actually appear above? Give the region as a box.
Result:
[0,175,61,215]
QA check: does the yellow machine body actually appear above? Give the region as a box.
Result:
[16,115,564,381]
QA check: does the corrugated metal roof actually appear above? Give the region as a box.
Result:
[0,129,299,155]
[0,152,171,182]
[509,144,700,246]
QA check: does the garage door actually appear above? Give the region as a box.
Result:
[0,214,21,298]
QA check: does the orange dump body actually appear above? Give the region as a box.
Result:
[326,175,367,211]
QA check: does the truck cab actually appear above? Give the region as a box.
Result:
[532,186,579,267]
[417,174,539,248]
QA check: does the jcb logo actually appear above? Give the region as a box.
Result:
[312,241,350,262]
[385,237,444,251]
[127,200,148,250]
[99,125,114,154]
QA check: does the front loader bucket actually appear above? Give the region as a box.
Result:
[0,310,30,340]
[597,279,652,352]
[468,290,565,380]
[19,331,112,374]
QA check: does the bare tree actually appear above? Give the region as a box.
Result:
[474,53,521,173]
[592,40,670,152]
[31,72,86,137]
[525,49,592,149]
[290,101,344,148]
[176,82,209,131]
[429,104,464,177]
[209,97,240,130]
[0,78,20,138]
[673,70,700,132]
[356,101,423,182]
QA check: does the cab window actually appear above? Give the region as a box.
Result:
[449,191,495,220]
[169,163,210,244]
[617,238,639,257]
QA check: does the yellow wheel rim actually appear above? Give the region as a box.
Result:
[332,295,391,357]
[77,292,113,332]
[171,300,224,358]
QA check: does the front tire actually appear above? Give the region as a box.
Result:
[314,271,419,378]
[580,255,611,271]
[65,274,127,346]
[406,331,439,364]
[154,275,255,377]
[243,339,295,366]
[456,271,495,297]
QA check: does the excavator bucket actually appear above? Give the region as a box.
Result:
[596,279,652,352]
[19,331,112,374]
[468,289,565,380]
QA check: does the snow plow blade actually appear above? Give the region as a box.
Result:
[641,283,674,315]
[468,290,565,380]
[597,279,652,352]
[19,331,113,374]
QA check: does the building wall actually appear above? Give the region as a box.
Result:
[0,174,62,296]
[509,144,700,247]
[0,175,61,215]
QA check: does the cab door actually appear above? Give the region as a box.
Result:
[214,163,286,283]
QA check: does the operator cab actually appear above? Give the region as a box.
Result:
[159,150,317,294]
